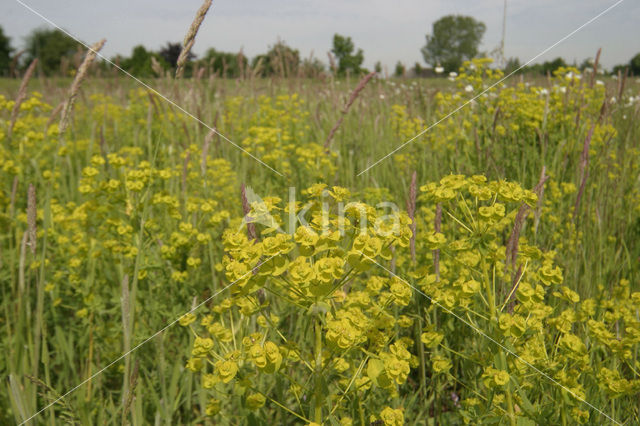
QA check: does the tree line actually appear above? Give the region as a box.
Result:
[1,16,639,79]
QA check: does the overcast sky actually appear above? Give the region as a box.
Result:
[2,0,639,71]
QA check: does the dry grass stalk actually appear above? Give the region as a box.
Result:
[434,203,442,281]
[617,67,628,100]
[151,56,164,77]
[589,48,601,88]
[241,184,258,241]
[506,167,549,269]
[60,39,106,134]
[251,57,264,80]
[122,359,139,425]
[176,0,213,79]
[406,171,417,263]
[27,184,36,255]
[201,129,215,176]
[506,264,523,314]
[503,168,548,307]
[19,232,27,294]
[327,52,337,76]
[573,124,596,220]
[8,58,38,138]
[324,71,376,150]
[533,165,547,235]
[238,50,247,80]
[120,274,131,348]
[182,151,191,202]
[9,50,25,78]
[25,374,81,425]
[10,176,18,217]
[46,102,64,130]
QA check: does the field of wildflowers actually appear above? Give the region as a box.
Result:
[1,57,640,425]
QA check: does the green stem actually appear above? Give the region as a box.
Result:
[500,352,516,426]
[313,316,323,423]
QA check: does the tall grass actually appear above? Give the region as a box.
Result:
[1,61,639,424]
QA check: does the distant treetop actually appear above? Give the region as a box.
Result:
[421,15,486,73]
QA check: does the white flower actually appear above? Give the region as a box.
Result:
[435,66,444,74]
[596,80,604,86]
[449,71,458,78]
[464,84,473,93]
[379,94,385,100]
[539,88,549,96]
[610,96,617,104]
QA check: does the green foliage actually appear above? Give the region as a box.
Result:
[1,57,640,424]
[159,41,193,70]
[394,61,405,78]
[505,57,521,74]
[117,45,164,78]
[201,48,247,78]
[25,28,78,75]
[525,57,567,75]
[0,26,13,77]
[413,62,423,76]
[421,15,486,73]
[331,34,364,76]
[629,52,640,75]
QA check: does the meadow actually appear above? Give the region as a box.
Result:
[1,58,640,425]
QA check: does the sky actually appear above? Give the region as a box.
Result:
[1,0,639,71]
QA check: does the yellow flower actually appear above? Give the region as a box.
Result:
[205,398,221,416]
[245,393,266,409]
[426,233,446,250]
[379,406,404,426]
[215,360,238,383]
[179,313,196,327]
[431,356,452,373]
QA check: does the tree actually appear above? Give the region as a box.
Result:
[201,48,247,78]
[0,26,13,77]
[159,42,195,69]
[611,64,627,76]
[540,57,566,75]
[331,34,364,76]
[374,61,382,74]
[413,62,423,76]
[421,15,486,73]
[25,28,78,75]
[394,61,405,77]
[504,57,521,74]
[120,45,158,78]
[630,53,640,76]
